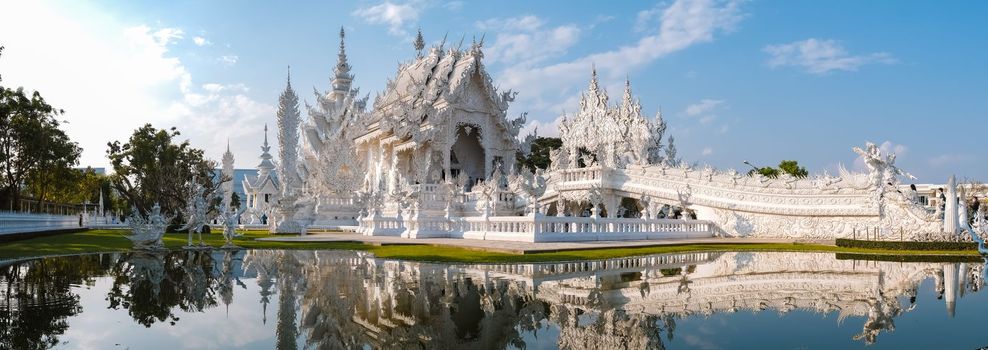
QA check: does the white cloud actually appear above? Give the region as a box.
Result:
[702,147,713,156]
[764,38,896,74]
[518,114,565,139]
[477,15,581,65]
[444,1,464,11]
[683,98,725,127]
[929,154,974,168]
[193,36,211,46]
[218,55,239,66]
[352,1,422,37]
[634,5,663,32]
[0,2,272,168]
[477,15,545,32]
[496,0,743,134]
[685,98,724,116]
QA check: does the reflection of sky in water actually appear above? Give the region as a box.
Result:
[663,277,984,350]
[59,278,288,350]
[2,250,987,349]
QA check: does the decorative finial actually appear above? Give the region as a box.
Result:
[263,124,268,146]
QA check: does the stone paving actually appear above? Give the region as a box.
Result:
[258,232,836,254]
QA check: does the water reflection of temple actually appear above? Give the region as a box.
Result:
[242,250,985,348]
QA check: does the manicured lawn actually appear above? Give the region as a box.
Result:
[0,229,981,263]
[0,229,372,260]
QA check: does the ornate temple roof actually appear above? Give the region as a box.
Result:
[357,38,525,151]
[370,41,513,124]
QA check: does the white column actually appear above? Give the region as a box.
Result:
[944,175,959,234]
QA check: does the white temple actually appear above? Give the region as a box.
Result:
[245,28,974,243]
[243,125,280,225]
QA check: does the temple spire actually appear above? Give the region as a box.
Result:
[589,64,600,92]
[221,138,234,209]
[257,124,275,180]
[277,65,302,194]
[331,26,353,98]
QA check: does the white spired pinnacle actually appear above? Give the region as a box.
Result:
[276,67,301,194]
[221,139,235,209]
[330,26,354,101]
[944,175,959,234]
[257,124,275,180]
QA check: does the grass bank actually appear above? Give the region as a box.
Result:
[0,229,981,263]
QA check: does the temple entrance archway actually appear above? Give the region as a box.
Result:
[450,125,485,186]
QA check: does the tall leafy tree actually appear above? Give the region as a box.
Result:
[0,45,81,209]
[106,124,221,220]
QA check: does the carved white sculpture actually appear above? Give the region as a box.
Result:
[219,202,247,248]
[126,203,171,250]
[178,181,212,248]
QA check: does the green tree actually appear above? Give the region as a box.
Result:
[37,167,113,208]
[0,46,81,209]
[106,124,220,221]
[750,166,780,178]
[748,160,808,179]
[515,137,562,171]
[230,191,242,210]
[778,160,808,178]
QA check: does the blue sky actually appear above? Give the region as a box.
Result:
[1,0,985,182]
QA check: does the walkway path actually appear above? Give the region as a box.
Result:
[258,233,835,254]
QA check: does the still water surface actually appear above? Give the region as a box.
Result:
[1,250,986,349]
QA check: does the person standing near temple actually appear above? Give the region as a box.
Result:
[909,184,920,204]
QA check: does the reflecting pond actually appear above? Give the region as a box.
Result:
[2,250,987,349]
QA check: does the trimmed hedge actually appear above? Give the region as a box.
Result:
[835,253,983,263]
[836,238,976,251]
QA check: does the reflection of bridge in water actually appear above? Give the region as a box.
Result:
[243,250,985,349]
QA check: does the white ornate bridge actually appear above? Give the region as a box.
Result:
[540,160,944,240]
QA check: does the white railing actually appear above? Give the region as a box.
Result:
[361,212,713,242]
[320,196,357,207]
[558,167,604,182]
[360,215,404,236]
[0,212,82,236]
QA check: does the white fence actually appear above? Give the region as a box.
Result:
[360,213,713,242]
[0,212,83,236]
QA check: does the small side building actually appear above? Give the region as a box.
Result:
[243,125,280,224]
